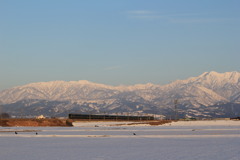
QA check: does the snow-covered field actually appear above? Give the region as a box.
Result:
[0,120,240,160]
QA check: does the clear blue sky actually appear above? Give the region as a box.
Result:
[1,0,240,91]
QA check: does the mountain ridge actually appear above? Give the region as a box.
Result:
[1,71,240,118]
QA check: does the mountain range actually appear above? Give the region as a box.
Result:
[0,71,240,118]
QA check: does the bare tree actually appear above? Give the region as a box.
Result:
[0,113,11,119]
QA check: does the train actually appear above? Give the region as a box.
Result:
[68,113,154,120]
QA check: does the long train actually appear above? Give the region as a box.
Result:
[68,113,154,120]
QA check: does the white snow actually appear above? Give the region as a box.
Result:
[164,120,240,126]
[72,121,145,127]
[0,120,240,160]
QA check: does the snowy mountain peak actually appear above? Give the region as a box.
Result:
[199,71,220,78]
[197,71,240,84]
[77,80,94,85]
[200,71,240,79]
[20,81,65,90]
[132,83,158,89]
[0,71,240,109]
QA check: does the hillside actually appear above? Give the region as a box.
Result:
[0,71,240,118]
[0,118,73,127]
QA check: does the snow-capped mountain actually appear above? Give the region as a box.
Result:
[158,71,240,106]
[0,71,240,118]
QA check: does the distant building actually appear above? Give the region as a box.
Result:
[36,115,45,119]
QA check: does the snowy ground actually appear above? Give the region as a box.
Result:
[0,120,240,160]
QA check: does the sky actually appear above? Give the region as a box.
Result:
[0,0,240,91]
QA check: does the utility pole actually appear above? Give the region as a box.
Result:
[0,104,2,126]
[174,99,178,120]
[0,104,2,119]
[231,103,234,117]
